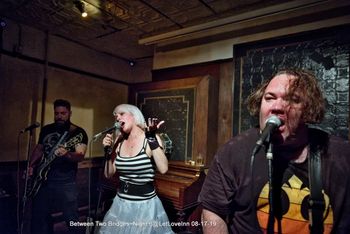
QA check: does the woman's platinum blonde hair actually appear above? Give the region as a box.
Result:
[113,104,146,130]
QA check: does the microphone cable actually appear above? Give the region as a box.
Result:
[86,138,94,233]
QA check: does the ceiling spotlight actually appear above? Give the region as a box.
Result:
[74,0,88,17]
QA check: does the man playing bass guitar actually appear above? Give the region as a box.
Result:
[28,99,88,233]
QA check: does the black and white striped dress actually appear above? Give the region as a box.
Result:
[116,138,156,200]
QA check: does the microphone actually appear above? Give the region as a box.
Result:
[20,122,40,133]
[93,122,121,140]
[253,115,283,155]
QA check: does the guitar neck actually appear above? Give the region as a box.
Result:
[41,131,68,167]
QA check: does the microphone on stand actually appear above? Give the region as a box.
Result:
[92,122,121,141]
[252,115,283,155]
[20,122,41,133]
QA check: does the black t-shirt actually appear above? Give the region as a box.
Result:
[199,127,350,233]
[38,122,88,184]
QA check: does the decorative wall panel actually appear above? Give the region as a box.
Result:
[129,75,218,165]
[137,88,195,161]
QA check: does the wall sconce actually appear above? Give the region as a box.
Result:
[74,0,88,17]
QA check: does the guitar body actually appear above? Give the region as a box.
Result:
[26,131,84,198]
[26,162,51,198]
[26,131,69,198]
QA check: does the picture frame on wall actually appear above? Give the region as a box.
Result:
[129,75,219,166]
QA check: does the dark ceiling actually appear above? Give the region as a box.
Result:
[0,0,297,62]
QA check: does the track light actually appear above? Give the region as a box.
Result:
[74,0,88,17]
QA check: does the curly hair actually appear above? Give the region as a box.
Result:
[246,69,325,124]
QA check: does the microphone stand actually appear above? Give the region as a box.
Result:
[93,146,112,221]
[104,146,112,176]
[252,123,282,233]
[266,141,275,234]
[20,128,35,234]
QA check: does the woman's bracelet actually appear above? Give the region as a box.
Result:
[148,137,160,150]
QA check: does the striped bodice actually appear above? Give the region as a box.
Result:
[115,138,156,200]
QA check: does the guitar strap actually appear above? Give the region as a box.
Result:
[62,123,81,149]
[308,141,325,233]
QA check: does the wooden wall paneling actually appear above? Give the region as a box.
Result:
[217,61,233,148]
[193,76,219,166]
[152,61,221,81]
[207,75,219,165]
[152,60,231,165]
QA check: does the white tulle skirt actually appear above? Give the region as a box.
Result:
[96,195,174,234]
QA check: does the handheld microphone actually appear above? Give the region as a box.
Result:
[93,122,121,140]
[253,115,283,155]
[20,122,40,133]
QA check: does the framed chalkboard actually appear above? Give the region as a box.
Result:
[129,75,218,165]
[137,88,195,161]
[233,26,350,139]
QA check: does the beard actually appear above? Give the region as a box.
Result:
[55,119,70,132]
